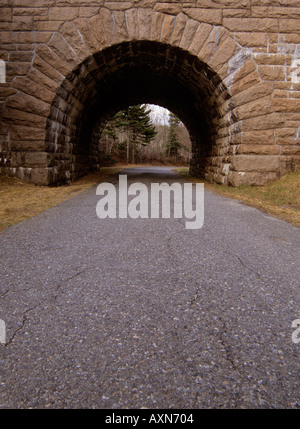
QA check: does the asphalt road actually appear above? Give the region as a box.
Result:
[0,167,299,409]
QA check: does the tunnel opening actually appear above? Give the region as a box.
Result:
[98,104,192,167]
[46,40,240,185]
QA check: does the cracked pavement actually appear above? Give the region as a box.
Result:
[0,167,299,408]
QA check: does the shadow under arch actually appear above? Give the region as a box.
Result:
[46,40,240,185]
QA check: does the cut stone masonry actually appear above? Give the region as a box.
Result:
[0,1,299,185]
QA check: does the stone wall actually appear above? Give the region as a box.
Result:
[0,1,299,185]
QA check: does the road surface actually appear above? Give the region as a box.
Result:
[0,167,299,408]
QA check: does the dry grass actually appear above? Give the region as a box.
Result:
[176,167,300,227]
[0,166,123,233]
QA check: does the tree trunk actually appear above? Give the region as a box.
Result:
[126,127,130,164]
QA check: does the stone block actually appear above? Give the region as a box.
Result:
[138,9,152,40]
[48,32,80,69]
[105,2,133,11]
[183,8,222,25]
[279,19,300,33]
[126,8,139,39]
[234,32,268,47]
[9,51,33,62]
[243,113,285,131]
[254,53,286,65]
[90,8,113,47]
[281,145,300,155]
[236,96,273,120]
[11,151,52,168]
[236,144,280,155]
[170,12,188,46]
[79,7,101,18]
[188,22,212,55]
[35,21,63,31]
[12,76,55,104]
[233,82,273,107]
[273,99,300,113]
[49,7,79,21]
[3,107,48,128]
[34,48,68,79]
[10,125,46,142]
[223,8,250,18]
[11,140,47,151]
[241,130,275,145]
[230,71,261,95]
[209,37,237,72]
[223,17,278,32]
[154,3,182,15]
[258,65,285,80]
[198,26,227,63]
[11,16,33,31]
[228,170,279,186]
[29,167,53,185]
[231,154,280,172]
[179,18,199,50]
[231,60,257,84]
[160,15,175,44]
[6,92,50,117]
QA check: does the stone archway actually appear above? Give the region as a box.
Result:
[46,39,239,185]
[1,5,297,186]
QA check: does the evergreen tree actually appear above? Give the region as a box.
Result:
[104,104,157,164]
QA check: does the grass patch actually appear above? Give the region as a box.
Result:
[0,166,123,233]
[175,167,300,227]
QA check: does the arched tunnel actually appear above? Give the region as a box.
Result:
[46,40,239,185]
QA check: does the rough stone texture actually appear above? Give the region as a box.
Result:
[0,0,299,185]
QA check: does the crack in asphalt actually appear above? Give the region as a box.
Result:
[3,268,87,346]
[0,289,9,298]
[229,252,263,279]
[55,269,87,293]
[189,287,201,309]
[4,303,40,347]
[218,319,238,370]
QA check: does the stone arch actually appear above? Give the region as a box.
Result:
[43,9,248,185]
[46,39,240,185]
[2,6,290,186]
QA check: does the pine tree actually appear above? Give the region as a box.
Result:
[102,104,157,164]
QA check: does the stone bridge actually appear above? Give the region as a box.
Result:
[0,1,299,186]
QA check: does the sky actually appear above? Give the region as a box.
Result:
[146,104,170,125]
